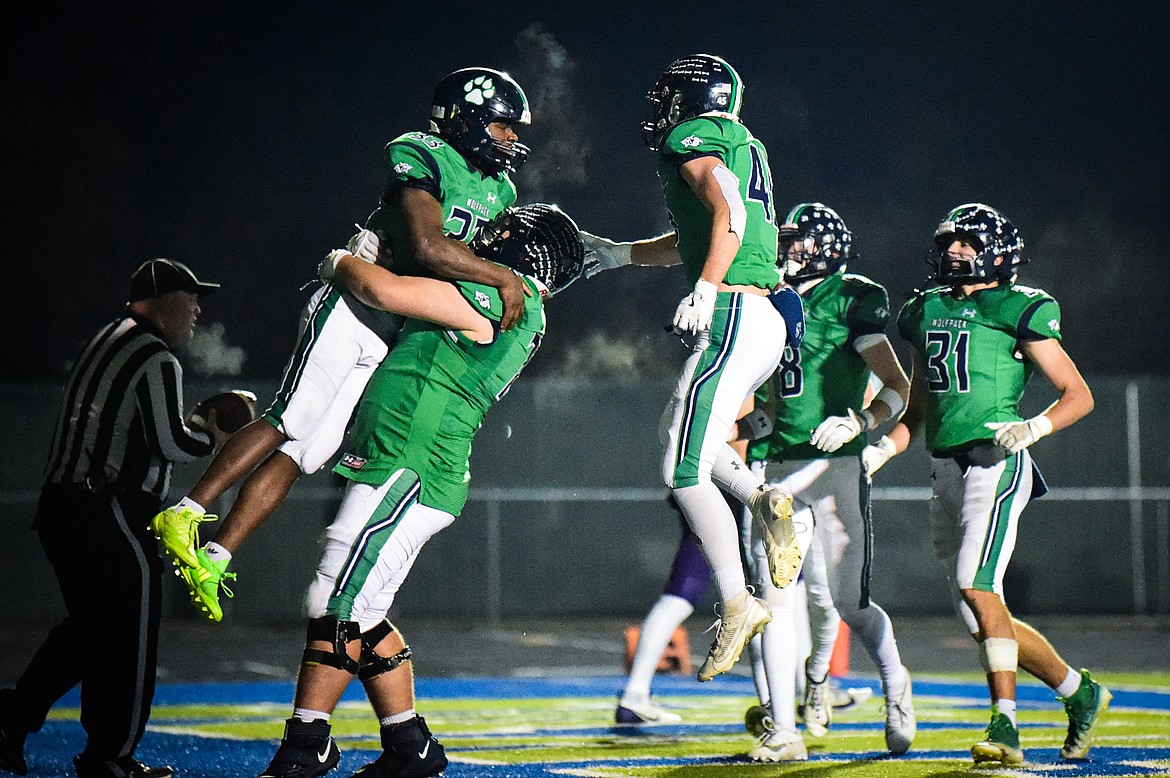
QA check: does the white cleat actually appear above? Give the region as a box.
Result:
[883,666,916,755]
[697,592,772,682]
[751,487,802,588]
[615,697,682,725]
[749,728,808,762]
[801,667,833,737]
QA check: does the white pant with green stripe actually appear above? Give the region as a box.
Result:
[930,451,1034,632]
[304,469,453,630]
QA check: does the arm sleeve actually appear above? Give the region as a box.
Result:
[137,353,215,463]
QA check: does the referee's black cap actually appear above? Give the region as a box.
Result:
[129,258,220,301]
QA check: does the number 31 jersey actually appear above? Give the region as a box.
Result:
[898,283,1062,454]
[657,116,781,290]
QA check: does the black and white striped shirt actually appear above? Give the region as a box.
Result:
[43,312,215,498]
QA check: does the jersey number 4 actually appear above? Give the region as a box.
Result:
[746,144,774,223]
[925,330,970,393]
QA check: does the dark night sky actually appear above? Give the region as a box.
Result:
[5,1,1168,380]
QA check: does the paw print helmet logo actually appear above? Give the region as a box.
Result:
[430,67,531,175]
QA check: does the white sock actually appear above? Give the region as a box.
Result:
[847,603,904,697]
[203,542,232,562]
[293,708,330,723]
[760,593,798,731]
[379,709,415,727]
[178,496,206,514]
[994,698,1017,726]
[623,594,694,703]
[711,445,764,504]
[746,633,769,706]
[1055,666,1082,698]
[672,483,746,600]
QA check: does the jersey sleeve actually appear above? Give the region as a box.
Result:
[1016,295,1062,342]
[660,117,733,169]
[846,282,892,340]
[383,136,444,199]
[897,294,923,346]
[456,281,503,323]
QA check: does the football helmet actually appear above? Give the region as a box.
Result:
[778,202,853,282]
[471,203,584,296]
[430,67,531,175]
[641,54,744,151]
[929,203,1024,283]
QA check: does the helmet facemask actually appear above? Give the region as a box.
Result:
[471,204,584,297]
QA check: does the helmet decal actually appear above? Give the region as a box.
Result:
[641,54,744,151]
[778,202,853,282]
[928,203,1024,284]
[431,67,531,175]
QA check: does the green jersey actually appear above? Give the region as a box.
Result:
[749,272,891,463]
[898,283,1062,454]
[365,131,517,277]
[657,116,781,289]
[333,278,545,515]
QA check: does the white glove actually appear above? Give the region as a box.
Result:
[580,230,632,279]
[985,415,1054,454]
[861,435,897,477]
[672,278,718,335]
[810,408,870,453]
[346,226,380,263]
[319,248,350,282]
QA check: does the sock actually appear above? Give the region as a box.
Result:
[711,446,764,504]
[847,602,904,698]
[746,633,769,706]
[178,496,206,514]
[293,708,330,723]
[760,590,798,732]
[1055,666,1082,698]
[623,594,694,703]
[380,709,415,727]
[672,483,746,600]
[203,541,232,562]
[994,698,1017,726]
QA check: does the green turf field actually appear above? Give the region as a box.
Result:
[42,670,1161,777]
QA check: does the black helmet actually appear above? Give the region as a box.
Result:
[471,204,584,296]
[929,203,1024,283]
[641,54,744,151]
[778,202,854,283]
[430,68,531,175]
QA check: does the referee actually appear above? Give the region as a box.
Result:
[0,259,228,778]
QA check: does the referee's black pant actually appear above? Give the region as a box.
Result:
[1,484,163,766]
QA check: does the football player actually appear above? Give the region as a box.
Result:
[257,204,583,778]
[865,203,1109,765]
[149,68,534,621]
[744,203,916,755]
[582,54,806,761]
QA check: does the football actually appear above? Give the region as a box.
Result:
[190,390,258,434]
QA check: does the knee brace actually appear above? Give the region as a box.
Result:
[358,619,413,681]
[302,616,360,674]
[979,637,1018,674]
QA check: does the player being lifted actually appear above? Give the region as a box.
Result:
[581,55,802,690]
[149,68,534,620]
[256,205,584,778]
[744,203,915,759]
[864,203,1110,765]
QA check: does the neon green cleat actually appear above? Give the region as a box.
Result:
[180,548,236,622]
[150,506,214,568]
[1060,668,1112,760]
[971,710,1023,765]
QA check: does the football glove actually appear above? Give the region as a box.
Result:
[810,408,872,453]
[319,248,349,282]
[346,225,380,263]
[580,231,632,279]
[672,278,718,336]
[984,415,1054,454]
[861,435,897,477]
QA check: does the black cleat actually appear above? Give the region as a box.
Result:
[258,718,341,778]
[352,716,446,778]
[73,754,173,778]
